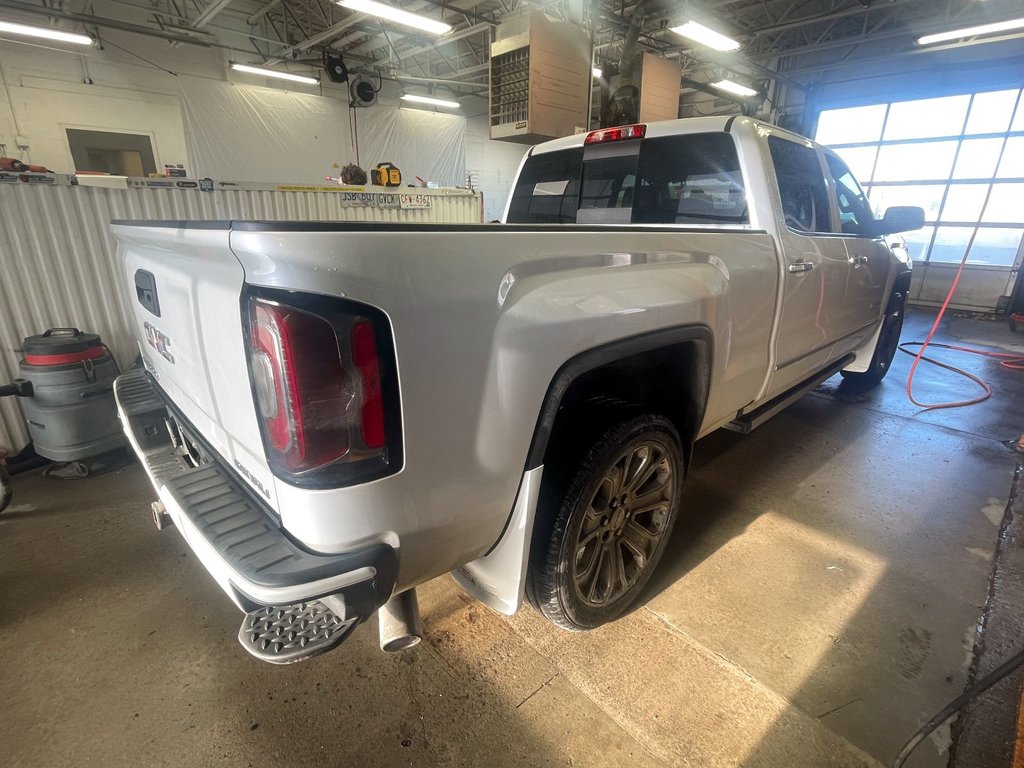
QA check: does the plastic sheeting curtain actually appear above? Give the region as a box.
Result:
[354,107,467,186]
[180,76,467,185]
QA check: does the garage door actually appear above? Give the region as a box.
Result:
[815,89,1024,312]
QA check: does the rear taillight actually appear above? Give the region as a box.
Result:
[351,320,385,450]
[245,290,401,487]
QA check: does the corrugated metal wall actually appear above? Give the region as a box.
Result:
[0,179,483,454]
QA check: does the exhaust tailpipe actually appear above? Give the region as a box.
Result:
[151,500,173,530]
[378,589,422,652]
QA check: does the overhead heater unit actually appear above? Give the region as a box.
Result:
[600,53,682,127]
[489,12,590,143]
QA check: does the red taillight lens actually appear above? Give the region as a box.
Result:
[248,296,392,479]
[351,320,385,449]
[584,123,647,145]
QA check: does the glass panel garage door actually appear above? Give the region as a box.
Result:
[815,90,1024,311]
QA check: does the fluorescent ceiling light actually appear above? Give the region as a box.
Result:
[401,93,460,109]
[337,0,451,35]
[592,66,603,78]
[916,16,1024,45]
[0,20,93,45]
[712,79,757,97]
[670,20,741,52]
[231,63,319,84]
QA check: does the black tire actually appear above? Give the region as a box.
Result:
[0,462,12,514]
[526,414,684,631]
[840,291,906,387]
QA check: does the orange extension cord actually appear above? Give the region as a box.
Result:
[900,249,1024,411]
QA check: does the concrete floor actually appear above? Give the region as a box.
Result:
[2,307,1022,768]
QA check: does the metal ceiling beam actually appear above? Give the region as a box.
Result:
[267,13,367,60]
[454,62,488,75]
[746,0,920,39]
[346,20,488,63]
[324,0,447,54]
[192,0,234,29]
[247,0,282,25]
[694,48,808,91]
[380,21,490,61]
[396,73,487,88]
[784,41,1024,77]
[416,0,499,26]
[0,0,271,51]
[681,75,751,108]
[768,33,908,62]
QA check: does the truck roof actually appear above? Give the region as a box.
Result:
[528,115,808,156]
[529,116,734,155]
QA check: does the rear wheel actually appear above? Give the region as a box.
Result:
[526,414,683,631]
[840,291,905,387]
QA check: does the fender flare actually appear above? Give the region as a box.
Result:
[523,323,715,470]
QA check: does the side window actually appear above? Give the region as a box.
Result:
[826,155,876,236]
[506,148,583,223]
[767,136,833,233]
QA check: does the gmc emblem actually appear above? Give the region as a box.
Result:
[144,321,176,364]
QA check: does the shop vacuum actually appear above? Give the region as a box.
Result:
[0,328,127,512]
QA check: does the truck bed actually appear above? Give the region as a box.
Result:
[111,219,780,591]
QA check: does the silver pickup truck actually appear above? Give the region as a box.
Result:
[112,116,922,664]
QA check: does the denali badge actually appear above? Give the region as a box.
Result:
[144,321,175,364]
[234,459,271,499]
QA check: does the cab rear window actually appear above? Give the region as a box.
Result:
[506,132,748,226]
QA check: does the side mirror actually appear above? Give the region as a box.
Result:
[877,206,925,235]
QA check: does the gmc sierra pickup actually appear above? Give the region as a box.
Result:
[112,116,923,664]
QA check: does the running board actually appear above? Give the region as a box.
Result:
[725,354,855,435]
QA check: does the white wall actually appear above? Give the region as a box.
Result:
[0,46,192,173]
[465,114,530,221]
[178,75,468,184]
[0,5,530,211]
[0,1,228,172]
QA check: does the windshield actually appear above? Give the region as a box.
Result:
[507,132,749,226]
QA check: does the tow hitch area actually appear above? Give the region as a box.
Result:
[239,601,358,664]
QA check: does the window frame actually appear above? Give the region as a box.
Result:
[65,128,158,176]
[765,132,837,237]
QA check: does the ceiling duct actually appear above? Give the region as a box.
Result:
[600,0,680,127]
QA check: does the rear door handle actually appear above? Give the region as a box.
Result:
[788,260,815,273]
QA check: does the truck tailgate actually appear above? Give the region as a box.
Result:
[112,223,278,508]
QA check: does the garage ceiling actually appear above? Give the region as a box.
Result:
[5,0,1024,97]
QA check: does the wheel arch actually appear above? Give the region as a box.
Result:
[893,269,912,297]
[524,324,715,473]
[454,324,714,615]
